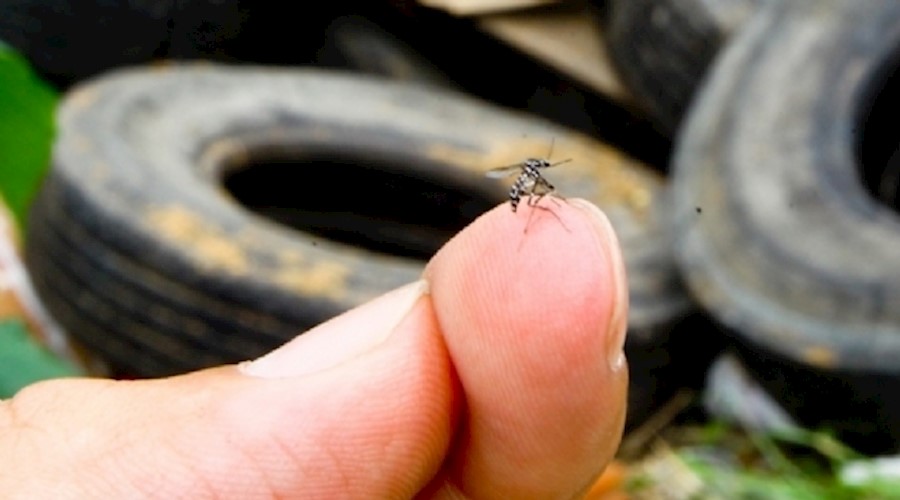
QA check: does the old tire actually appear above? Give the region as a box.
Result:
[26,64,687,394]
[602,0,763,133]
[0,0,354,88]
[317,14,453,86]
[0,0,244,87]
[672,0,900,451]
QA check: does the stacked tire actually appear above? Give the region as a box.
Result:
[607,0,900,451]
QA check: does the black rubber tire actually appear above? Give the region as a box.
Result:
[26,65,687,388]
[671,0,900,451]
[0,0,245,87]
[0,1,352,88]
[602,0,763,134]
[317,14,454,87]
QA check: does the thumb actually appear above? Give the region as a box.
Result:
[0,280,456,498]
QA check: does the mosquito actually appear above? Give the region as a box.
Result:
[485,142,571,232]
[485,156,571,212]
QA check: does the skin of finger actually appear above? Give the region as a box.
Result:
[0,297,457,498]
[423,200,628,499]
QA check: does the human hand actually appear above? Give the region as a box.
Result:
[0,198,628,498]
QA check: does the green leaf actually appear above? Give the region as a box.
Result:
[0,46,57,229]
[0,320,80,398]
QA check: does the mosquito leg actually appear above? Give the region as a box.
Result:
[535,178,563,208]
[524,196,539,234]
[531,191,563,209]
[522,185,570,233]
[527,180,551,209]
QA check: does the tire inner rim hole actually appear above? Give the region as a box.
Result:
[857,47,900,214]
[222,150,498,260]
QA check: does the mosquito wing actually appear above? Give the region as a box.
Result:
[485,163,523,179]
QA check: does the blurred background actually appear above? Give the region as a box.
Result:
[3,0,900,497]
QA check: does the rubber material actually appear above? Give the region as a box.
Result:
[318,14,453,86]
[602,0,762,133]
[26,67,688,426]
[0,1,347,88]
[672,0,900,450]
[0,0,245,87]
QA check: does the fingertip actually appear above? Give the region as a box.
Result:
[426,199,623,372]
[423,199,629,497]
[568,198,629,372]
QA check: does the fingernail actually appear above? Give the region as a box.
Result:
[569,199,629,371]
[239,279,429,378]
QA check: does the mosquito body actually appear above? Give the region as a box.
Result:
[486,157,570,212]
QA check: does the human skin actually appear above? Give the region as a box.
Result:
[0,198,628,498]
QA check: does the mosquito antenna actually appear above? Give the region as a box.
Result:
[546,139,571,168]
